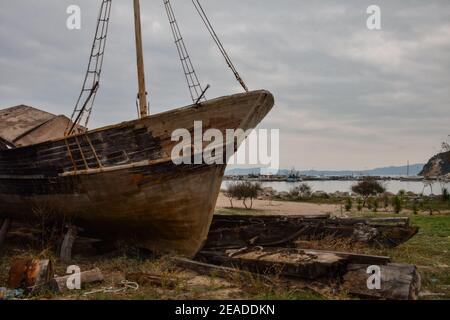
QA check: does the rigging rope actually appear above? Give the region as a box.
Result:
[192,0,249,92]
[66,0,112,136]
[163,0,206,103]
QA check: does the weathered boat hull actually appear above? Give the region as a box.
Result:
[0,90,274,256]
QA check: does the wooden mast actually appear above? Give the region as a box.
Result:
[133,0,148,118]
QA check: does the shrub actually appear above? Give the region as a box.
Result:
[290,183,312,199]
[367,197,378,211]
[372,198,379,212]
[392,195,402,214]
[381,193,390,211]
[442,188,449,202]
[356,198,363,212]
[298,183,312,197]
[412,201,418,215]
[398,189,406,200]
[345,198,352,212]
[289,187,300,198]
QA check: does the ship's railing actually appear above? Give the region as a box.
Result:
[64,134,103,173]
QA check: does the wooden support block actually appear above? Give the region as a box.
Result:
[51,268,104,293]
[342,263,421,300]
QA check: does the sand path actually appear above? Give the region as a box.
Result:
[215,193,339,216]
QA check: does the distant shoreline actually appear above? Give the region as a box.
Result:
[223,175,428,182]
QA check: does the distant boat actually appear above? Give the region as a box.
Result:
[286,176,301,183]
[0,1,274,257]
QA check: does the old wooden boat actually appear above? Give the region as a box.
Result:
[0,0,274,256]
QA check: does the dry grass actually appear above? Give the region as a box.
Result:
[2,207,449,300]
[0,238,325,300]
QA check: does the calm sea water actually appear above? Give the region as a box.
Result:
[221,180,450,196]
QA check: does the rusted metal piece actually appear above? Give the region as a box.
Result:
[7,259,54,290]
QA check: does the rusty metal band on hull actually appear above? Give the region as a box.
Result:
[0,90,274,256]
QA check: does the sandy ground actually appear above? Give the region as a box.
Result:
[216,193,339,216]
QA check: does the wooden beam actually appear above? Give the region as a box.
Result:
[51,268,104,293]
[133,0,148,118]
[172,257,274,285]
[60,225,78,264]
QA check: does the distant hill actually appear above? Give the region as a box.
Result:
[225,164,425,177]
[420,151,450,177]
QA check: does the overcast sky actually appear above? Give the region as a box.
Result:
[1,1,449,170]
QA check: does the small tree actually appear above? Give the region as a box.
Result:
[230,181,262,210]
[298,183,312,198]
[392,195,402,214]
[224,183,238,208]
[351,178,386,207]
[290,183,312,199]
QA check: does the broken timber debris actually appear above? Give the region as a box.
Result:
[126,272,178,289]
[196,247,419,300]
[206,215,419,249]
[173,256,274,285]
[0,218,11,248]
